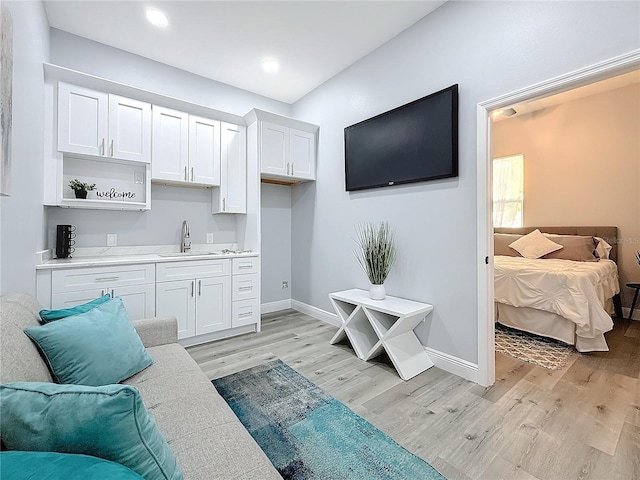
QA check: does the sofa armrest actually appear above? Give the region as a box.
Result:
[132,316,178,348]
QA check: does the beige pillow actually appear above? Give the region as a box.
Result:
[542,234,598,262]
[494,234,523,257]
[508,229,563,259]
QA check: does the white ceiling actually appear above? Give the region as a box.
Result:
[44,1,446,104]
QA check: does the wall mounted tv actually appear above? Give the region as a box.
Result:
[344,84,458,191]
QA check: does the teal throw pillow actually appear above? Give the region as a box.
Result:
[0,451,144,480]
[24,297,153,386]
[39,294,111,323]
[0,382,183,480]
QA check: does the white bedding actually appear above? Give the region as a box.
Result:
[494,256,619,341]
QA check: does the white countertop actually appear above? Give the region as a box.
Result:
[36,244,258,270]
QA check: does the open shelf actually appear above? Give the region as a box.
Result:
[331,298,358,323]
[365,309,398,338]
[344,309,378,359]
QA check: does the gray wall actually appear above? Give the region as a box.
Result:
[260,184,292,304]
[46,30,291,251]
[290,1,640,363]
[0,1,50,294]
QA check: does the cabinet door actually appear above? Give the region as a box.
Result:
[156,280,196,340]
[195,276,231,335]
[109,95,152,163]
[114,284,155,321]
[151,106,189,182]
[218,122,246,214]
[58,83,108,157]
[189,115,220,186]
[260,121,289,177]
[290,128,315,180]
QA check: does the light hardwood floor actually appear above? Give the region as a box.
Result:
[187,310,640,480]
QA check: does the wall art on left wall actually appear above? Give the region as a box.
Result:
[0,5,13,197]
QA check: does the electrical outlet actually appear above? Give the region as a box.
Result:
[206,233,214,244]
[282,281,289,289]
[106,234,117,247]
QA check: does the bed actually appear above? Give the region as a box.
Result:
[494,226,621,352]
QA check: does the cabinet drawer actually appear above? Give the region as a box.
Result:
[232,273,259,301]
[232,298,259,328]
[51,264,155,294]
[156,259,230,282]
[232,256,258,275]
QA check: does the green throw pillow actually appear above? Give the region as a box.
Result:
[0,451,144,480]
[24,297,153,386]
[0,382,183,480]
[39,294,111,323]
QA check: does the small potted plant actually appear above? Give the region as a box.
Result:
[68,179,96,199]
[354,221,397,300]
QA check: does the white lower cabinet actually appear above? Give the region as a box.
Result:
[48,264,156,321]
[155,259,232,340]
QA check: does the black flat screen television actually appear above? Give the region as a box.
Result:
[344,84,458,191]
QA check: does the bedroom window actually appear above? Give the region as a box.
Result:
[493,154,524,228]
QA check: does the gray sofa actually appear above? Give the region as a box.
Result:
[0,293,281,480]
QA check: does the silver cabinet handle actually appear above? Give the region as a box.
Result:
[238,311,253,318]
[238,264,252,269]
[111,289,115,298]
[198,279,201,296]
[238,286,253,291]
[100,139,105,156]
[96,276,119,282]
[223,198,226,212]
[101,289,105,296]
[191,280,195,297]
[184,166,187,181]
[286,162,290,175]
[110,139,114,157]
[191,167,194,182]
[291,163,294,176]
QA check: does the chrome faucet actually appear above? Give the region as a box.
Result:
[180,220,191,253]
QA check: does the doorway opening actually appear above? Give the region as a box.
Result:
[476,50,640,387]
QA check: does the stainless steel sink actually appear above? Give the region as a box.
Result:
[158,252,223,257]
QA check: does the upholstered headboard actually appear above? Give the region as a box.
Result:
[494,226,618,263]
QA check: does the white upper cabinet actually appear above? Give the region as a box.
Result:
[57,83,151,163]
[252,111,318,183]
[189,115,221,186]
[152,109,221,187]
[213,122,246,214]
[151,106,189,183]
[58,83,108,157]
[109,95,152,162]
[289,128,315,181]
[260,122,289,177]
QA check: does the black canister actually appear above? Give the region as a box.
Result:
[56,225,76,258]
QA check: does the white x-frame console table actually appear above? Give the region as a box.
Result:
[329,289,434,381]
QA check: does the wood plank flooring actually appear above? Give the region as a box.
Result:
[187,310,640,480]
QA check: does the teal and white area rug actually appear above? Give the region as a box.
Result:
[213,359,445,480]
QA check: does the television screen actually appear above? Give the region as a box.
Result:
[344,84,458,191]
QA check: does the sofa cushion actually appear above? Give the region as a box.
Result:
[39,294,111,323]
[0,293,53,384]
[128,344,280,479]
[24,298,153,386]
[0,382,183,480]
[0,451,144,480]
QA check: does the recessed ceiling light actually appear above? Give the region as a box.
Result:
[146,7,169,28]
[262,58,279,74]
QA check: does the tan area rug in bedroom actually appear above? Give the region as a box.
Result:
[495,324,575,370]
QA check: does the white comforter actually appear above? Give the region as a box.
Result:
[494,257,619,340]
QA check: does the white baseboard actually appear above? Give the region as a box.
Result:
[261,299,292,314]
[425,347,479,383]
[621,307,640,321]
[291,299,479,381]
[291,299,341,327]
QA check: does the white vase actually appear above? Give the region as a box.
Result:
[369,283,386,300]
